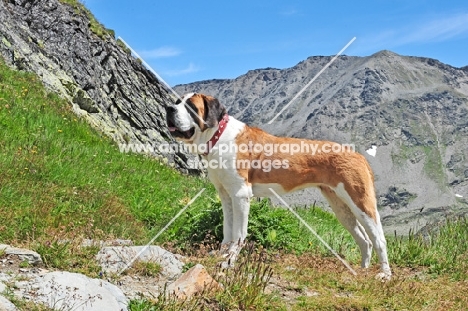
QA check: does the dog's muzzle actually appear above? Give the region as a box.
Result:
[166,106,195,139]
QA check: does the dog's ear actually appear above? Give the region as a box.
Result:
[203,95,227,128]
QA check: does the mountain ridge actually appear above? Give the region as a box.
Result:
[177,50,466,90]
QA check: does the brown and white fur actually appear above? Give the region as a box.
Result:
[166,93,391,279]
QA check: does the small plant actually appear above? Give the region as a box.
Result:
[36,240,72,269]
[19,260,30,268]
[125,260,163,277]
[2,286,55,311]
[128,242,275,310]
[117,38,132,55]
[213,242,274,309]
[38,277,103,311]
[34,239,101,276]
[182,262,197,273]
[58,0,114,39]
[128,283,206,311]
[180,197,224,245]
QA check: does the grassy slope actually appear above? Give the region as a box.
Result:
[1,59,468,310]
[0,59,213,266]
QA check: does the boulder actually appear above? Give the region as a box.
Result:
[96,245,184,280]
[0,295,17,311]
[24,271,127,311]
[0,245,42,266]
[167,264,221,300]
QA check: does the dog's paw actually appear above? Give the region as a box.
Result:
[219,242,233,255]
[375,271,392,281]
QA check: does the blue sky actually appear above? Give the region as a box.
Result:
[85,0,468,86]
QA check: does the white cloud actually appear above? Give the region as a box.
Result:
[360,12,468,51]
[399,13,468,44]
[164,63,200,76]
[138,46,181,59]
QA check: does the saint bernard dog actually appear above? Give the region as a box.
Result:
[166,92,391,279]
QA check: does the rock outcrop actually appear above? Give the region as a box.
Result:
[0,295,17,311]
[0,0,200,174]
[0,242,217,309]
[0,244,42,266]
[175,51,468,234]
[96,245,185,280]
[167,264,221,300]
[23,271,129,311]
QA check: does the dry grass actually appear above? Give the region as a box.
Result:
[270,253,468,310]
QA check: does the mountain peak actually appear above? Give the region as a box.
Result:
[371,50,399,58]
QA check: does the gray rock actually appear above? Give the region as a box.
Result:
[0,295,17,311]
[13,281,28,290]
[0,274,10,283]
[24,271,127,311]
[0,281,6,293]
[0,245,42,266]
[96,246,184,280]
[73,89,99,113]
[379,186,417,210]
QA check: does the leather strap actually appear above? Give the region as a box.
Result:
[203,114,229,156]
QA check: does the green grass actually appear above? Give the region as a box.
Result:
[1,58,468,310]
[125,260,163,277]
[0,58,213,262]
[180,197,360,260]
[389,217,468,280]
[58,0,115,39]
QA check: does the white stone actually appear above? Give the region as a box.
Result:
[366,145,377,157]
[0,281,7,293]
[0,295,17,311]
[96,245,184,280]
[27,271,128,311]
[0,244,42,265]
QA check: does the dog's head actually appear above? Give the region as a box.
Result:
[166,93,227,142]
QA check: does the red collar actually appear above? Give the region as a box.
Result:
[203,114,229,156]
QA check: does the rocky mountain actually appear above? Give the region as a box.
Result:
[175,51,468,234]
[0,0,199,174]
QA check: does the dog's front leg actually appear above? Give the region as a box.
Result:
[208,171,235,255]
[231,195,250,243]
[221,187,251,268]
[217,186,234,252]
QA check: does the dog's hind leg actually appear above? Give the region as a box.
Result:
[334,183,391,280]
[320,185,373,268]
